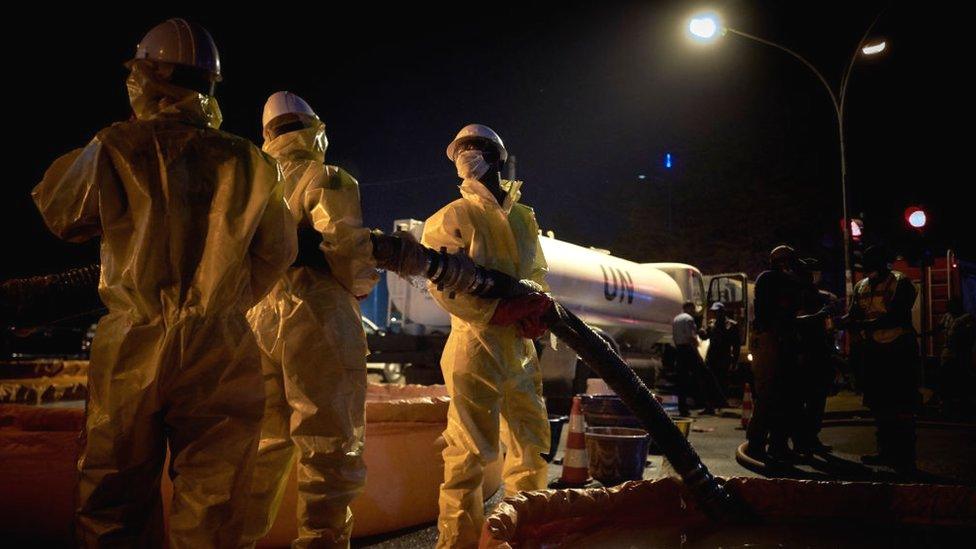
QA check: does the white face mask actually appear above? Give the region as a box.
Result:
[455,150,491,180]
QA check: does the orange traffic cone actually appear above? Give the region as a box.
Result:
[553,396,590,487]
[741,383,753,429]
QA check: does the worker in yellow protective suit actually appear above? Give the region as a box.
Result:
[242,92,379,548]
[31,19,297,547]
[423,124,552,548]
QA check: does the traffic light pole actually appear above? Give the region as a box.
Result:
[921,259,930,381]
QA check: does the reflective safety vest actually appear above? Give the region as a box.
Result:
[854,271,912,344]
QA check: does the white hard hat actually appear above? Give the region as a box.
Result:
[262,91,318,129]
[446,124,508,162]
[134,18,221,80]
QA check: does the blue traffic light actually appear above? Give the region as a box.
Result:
[665,153,672,169]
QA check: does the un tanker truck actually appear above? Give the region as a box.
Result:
[363,219,752,414]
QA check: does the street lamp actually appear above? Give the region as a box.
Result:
[862,41,887,55]
[688,13,721,41]
[687,9,888,302]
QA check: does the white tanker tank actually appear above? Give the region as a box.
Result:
[386,220,690,352]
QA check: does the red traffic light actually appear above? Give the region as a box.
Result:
[904,206,927,230]
[842,218,864,241]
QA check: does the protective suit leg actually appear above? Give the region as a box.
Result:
[166,317,265,548]
[78,314,264,548]
[287,286,367,549]
[246,278,368,549]
[439,440,489,549]
[241,349,297,545]
[498,356,549,496]
[289,360,367,549]
[437,357,501,549]
[76,318,167,548]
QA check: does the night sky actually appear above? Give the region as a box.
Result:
[3,1,968,294]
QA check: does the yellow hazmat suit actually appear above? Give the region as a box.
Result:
[243,119,379,548]
[31,60,297,547]
[422,178,551,548]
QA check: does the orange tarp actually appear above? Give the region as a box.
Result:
[0,383,503,544]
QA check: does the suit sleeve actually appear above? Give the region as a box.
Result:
[32,140,106,243]
[305,166,379,297]
[529,219,550,292]
[248,159,298,304]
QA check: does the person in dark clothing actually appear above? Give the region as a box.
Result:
[747,245,805,461]
[938,298,975,418]
[702,302,740,400]
[795,258,837,455]
[842,245,920,473]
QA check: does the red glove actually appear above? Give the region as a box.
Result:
[490,293,553,338]
[516,314,549,339]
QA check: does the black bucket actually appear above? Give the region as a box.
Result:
[579,394,641,428]
[542,415,568,463]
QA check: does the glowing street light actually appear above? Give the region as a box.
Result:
[862,41,887,55]
[688,13,721,41]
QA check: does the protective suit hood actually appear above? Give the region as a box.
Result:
[460,178,522,215]
[125,59,223,129]
[262,119,328,164]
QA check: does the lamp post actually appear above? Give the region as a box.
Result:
[688,10,888,301]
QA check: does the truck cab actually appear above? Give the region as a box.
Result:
[646,263,707,319]
[703,272,753,367]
